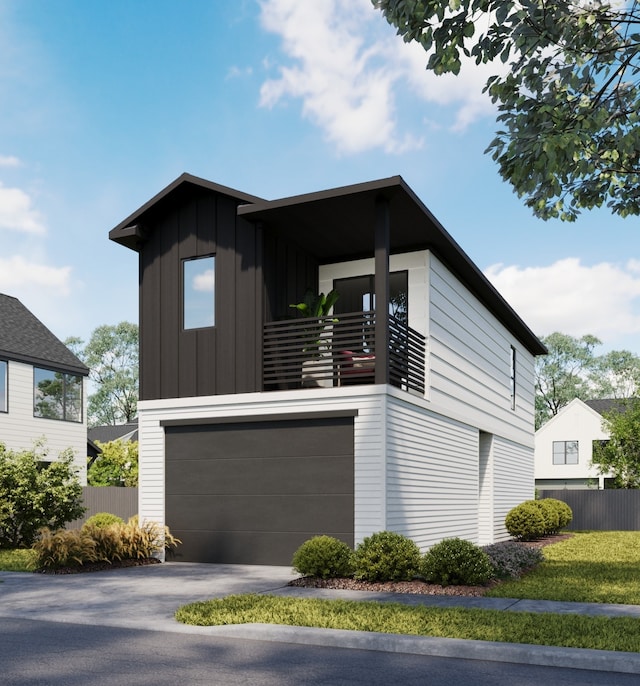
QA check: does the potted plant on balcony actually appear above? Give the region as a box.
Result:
[290,289,339,387]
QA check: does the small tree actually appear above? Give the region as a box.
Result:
[593,400,640,488]
[88,440,138,487]
[0,442,85,548]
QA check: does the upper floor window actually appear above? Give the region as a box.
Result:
[34,368,82,423]
[510,346,516,410]
[553,440,579,465]
[183,255,215,329]
[0,360,6,413]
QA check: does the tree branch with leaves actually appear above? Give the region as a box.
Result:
[373,0,640,220]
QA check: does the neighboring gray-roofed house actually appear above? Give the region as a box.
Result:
[88,421,138,445]
[0,293,89,483]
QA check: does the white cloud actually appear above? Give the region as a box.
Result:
[0,155,21,167]
[258,0,501,153]
[0,183,46,234]
[485,258,640,345]
[0,255,71,295]
[193,269,215,292]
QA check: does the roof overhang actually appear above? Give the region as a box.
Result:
[239,176,547,356]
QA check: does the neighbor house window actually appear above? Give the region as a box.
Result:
[553,440,579,465]
[34,368,82,422]
[0,360,6,412]
[183,255,215,329]
[510,346,516,410]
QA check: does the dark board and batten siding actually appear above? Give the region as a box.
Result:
[138,186,319,401]
[165,416,354,565]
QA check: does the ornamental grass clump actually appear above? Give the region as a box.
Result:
[32,528,97,570]
[421,538,494,586]
[352,531,421,582]
[292,535,354,579]
[482,541,545,579]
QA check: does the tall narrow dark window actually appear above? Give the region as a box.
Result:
[183,255,215,329]
[0,360,6,413]
[510,346,516,410]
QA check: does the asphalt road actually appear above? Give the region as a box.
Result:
[3,618,638,686]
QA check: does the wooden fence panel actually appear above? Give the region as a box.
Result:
[67,487,139,529]
[539,489,640,531]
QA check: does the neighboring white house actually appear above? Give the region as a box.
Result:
[0,293,89,484]
[534,398,616,490]
[109,173,547,565]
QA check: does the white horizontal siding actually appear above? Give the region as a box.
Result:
[0,360,87,484]
[385,394,479,551]
[492,436,534,542]
[428,254,535,445]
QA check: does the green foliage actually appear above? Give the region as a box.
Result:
[0,443,85,548]
[33,528,97,569]
[420,538,493,586]
[88,440,139,487]
[535,332,601,428]
[82,512,125,529]
[292,535,354,579]
[69,322,138,426]
[352,531,421,582]
[373,1,640,220]
[592,399,640,488]
[289,289,340,319]
[505,501,547,541]
[482,541,545,580]
[32,516,181,570]
[541,498,573,531]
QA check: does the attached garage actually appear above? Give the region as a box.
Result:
[164,414,355,565]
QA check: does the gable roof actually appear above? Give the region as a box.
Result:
[0,294,88,376]
[109,173,264,251]
[88,421,138,444]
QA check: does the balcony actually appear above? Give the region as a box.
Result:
[263,311,426,395]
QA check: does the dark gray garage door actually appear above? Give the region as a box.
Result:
[165,416,354,565]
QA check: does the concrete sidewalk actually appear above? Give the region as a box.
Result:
[2,562,640,675]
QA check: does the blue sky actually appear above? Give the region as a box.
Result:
[1,0,639,355]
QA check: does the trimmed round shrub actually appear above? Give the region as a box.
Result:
[505,501,547,541]
[529,499,559,535]
[82,512,125,530]
[352,531,421,582]
[421,538,493,586]
[483,541,545,579]
[542,498,573,530]
[292,535,354,579]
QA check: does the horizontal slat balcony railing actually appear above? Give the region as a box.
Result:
[263,311,426,395]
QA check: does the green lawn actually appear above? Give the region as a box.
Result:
[0,548,36,572]
[175,593,640,653]
[487,531,640,604]
[175,531,640,651]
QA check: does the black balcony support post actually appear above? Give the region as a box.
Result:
[374,195,390,385]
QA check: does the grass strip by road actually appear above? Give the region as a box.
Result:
[176,593,640,652]
[487,532,640,604]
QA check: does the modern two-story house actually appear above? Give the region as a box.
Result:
[110,173,546,565]
[0,293,89,483]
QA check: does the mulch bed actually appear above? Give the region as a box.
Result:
[35,558,161,575]
[288,534,574,597]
